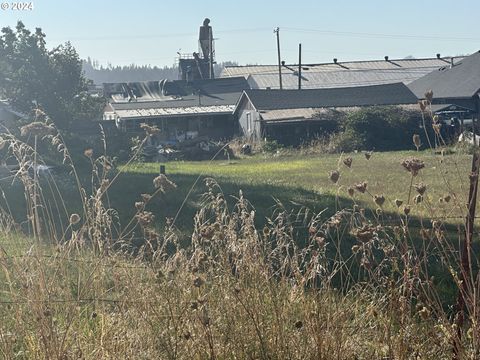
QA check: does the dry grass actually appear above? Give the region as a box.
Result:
[0,111,479,359]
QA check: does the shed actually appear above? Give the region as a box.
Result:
[103,77,249,143]
[234,82,418,145]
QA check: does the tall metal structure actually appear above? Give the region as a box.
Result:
[178,18,215,81]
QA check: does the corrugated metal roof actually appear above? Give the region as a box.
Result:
[222,57,463,89]
[115,105,235,120]
[408,51,480,99]
[242,83,418,111]
[105,77,249,120]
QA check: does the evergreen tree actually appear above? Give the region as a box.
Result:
[0,21,105,129]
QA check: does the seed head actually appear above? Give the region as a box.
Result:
[20,122,55,137]
[414,182,427,195]
[403,205,411,215]
[374,194,385,207]
[315,236,326,247]
[329,170,340,184]
[364,151,372,160]
[347,187,355,197]
[140,123,160,136]
[343,157,352,168]
[443,194,451,203]
[69,213,81,225]
[424,90,433,102]
[84,148,93,158]
[414,194,423,204]
[153,174,177,192]
[294,320,303,329]
[135,201,145,211]
[351,225,376,243]
[141,193,152,202]
[433,123,442,135]
[412,134,421,151]
[354,181,368,193]
[401,157,425,177]
[419,100,427,112]
[395,199,403,207]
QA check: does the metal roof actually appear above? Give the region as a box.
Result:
[105,77,249,120]
[241,82,418,111]
[221,57,463,89]
[114,105,236,120]
[408,51,480,99]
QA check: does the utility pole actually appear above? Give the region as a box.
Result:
[274,27,282,90]
[298,43,302,90]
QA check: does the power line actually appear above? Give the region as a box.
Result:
[283,27,480,42]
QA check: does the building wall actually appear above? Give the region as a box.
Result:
[117,113,236,141]
[236,97,262,141]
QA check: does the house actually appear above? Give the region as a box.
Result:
[221,55,463,90]
[0,100,27,131]
[408,50,480,125]
[234,82,418,145]
[103,77,250,143]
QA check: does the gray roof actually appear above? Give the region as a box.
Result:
[241,83,418,111]
[222,57,463,90]
[105,77,250,114]
[408,51,480,99]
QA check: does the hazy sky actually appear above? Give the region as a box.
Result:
[2,0,480,67]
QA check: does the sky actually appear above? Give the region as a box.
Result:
[2,0,480,68]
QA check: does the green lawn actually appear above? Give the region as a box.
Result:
[120,150,473,229]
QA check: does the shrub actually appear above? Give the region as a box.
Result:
[262,139,283,153]
[339,106,430,151]
[326,129,366,153]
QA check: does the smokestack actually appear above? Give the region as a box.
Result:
[384,56,389,61]
[333,58,337,64]
[450,57,454,68]
[436,53,441,59]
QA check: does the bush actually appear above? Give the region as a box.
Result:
[338,106,430,151]
[262,139,283,153]
[326,130,366,153]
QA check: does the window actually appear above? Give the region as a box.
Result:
[246,112,252,132]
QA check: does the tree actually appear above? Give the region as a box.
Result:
[0,21,104,130]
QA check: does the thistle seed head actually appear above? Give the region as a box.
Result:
[414,183,427,195]
[343,157,352,168]
[374,194,385,207]
[347,187,355,197]
[329,170,340,184]
[354,181,368,193]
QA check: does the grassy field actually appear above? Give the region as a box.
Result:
[1,148,479,358]
[118,150,473,231]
